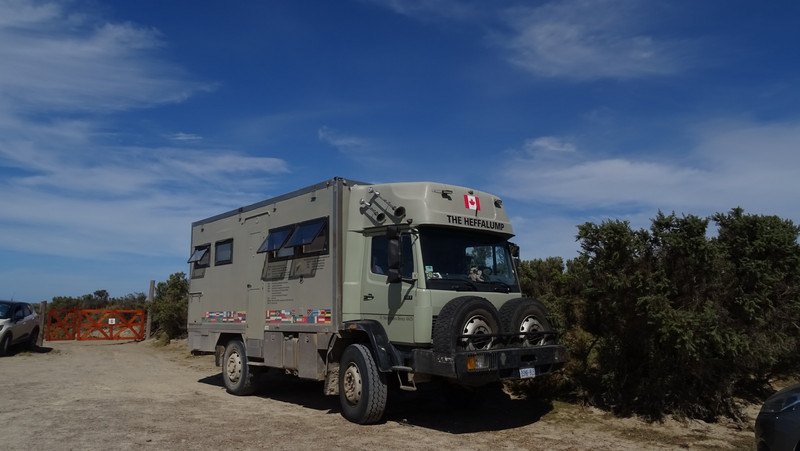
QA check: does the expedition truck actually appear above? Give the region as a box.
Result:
[187,177,567,424]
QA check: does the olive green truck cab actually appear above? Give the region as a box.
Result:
[187,177,567,424]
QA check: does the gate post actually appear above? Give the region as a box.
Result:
[145,279,155,340]
[37,301,47,346]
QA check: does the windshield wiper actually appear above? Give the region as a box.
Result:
[439,279,478,291]
[484,281,512,293]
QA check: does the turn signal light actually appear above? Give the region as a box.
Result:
[466,354,492,370]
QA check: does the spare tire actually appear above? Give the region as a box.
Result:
[498,298,554,347]
[433,296,500,353]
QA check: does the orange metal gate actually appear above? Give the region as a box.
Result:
[47,309,146,341]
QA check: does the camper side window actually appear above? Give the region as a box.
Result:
[257,217,329,261]
[188,244,210,267]
[215,239,233,266]
[188,244,211,279]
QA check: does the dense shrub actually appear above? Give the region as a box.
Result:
[518,208,800,420]
[150,272,189,339]
[50,290,147,310]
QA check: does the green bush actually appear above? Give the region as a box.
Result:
[150,272,189,339]
[520,208,800,421]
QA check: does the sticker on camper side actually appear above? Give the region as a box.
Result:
[267,309,331,324]
[203,311,247,323]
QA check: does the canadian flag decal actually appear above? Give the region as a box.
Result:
[464,194,480,211]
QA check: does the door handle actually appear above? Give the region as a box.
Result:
[363,294,374,301]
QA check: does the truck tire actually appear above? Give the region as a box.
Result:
[339,343,387,424]
[499,298,553,347]
[222,339,258,396]
[433,296,500,353]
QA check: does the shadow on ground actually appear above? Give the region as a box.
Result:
[198,370,551,433]
[0,344,55,357]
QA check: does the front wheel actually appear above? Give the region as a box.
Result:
[339,344,387,424]
[222,339,258,395]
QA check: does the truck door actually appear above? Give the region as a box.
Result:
[360,234,417,344]
[246,229,266,341]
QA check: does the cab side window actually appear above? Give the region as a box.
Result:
[370,235,413,278]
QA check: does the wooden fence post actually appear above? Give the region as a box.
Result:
[145,279,155,340]
[37,301,47,346]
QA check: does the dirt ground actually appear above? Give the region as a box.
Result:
[0,339,758,450]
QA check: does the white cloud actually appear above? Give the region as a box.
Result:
[0,1,289,261]
[318,126,370,151]
[495,0,682,80]
[0,0,213,113]
[169,132,204,142]
[359,0,478,21]
[500,119,800,223]
[0,143,290,258]
[366,0,689,81]
[524,136,576,154]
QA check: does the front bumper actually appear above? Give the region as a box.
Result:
[411,344,568,387]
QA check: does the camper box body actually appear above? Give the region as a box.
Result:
[187,178,566,423]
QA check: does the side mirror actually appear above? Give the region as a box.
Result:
[386,226,402,284]
[509,241,521,270]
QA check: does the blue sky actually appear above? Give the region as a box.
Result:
[2,0,799,302]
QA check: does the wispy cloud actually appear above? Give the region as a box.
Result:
[367,0,690,81]
[0,0,213,113]
[168,132,204,142]
[0,0,288,261]
[499,119,800,217]
[318,125,374,156]
[524,136,577,154]
[358,0,478,21]
[495,0,684,80]
[0,139,289,258]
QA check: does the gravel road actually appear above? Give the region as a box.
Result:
[0,339,756,450]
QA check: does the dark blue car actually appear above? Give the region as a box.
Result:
[756,382,800,451]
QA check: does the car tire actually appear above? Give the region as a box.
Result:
[339,343,387,424]
[0,334,10,356]
[498,298,554,347]
[433,296,500,353]
[222,339,258,396]
[27,327,39,350]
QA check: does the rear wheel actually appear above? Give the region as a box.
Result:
[222,339,258,395]
[499,298,553,347]
[27,327,39,349]
[0,334,10,356]
[433,296,500,353]
[339,344,387,424]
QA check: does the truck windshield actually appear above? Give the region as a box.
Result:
[419,226,520,293]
